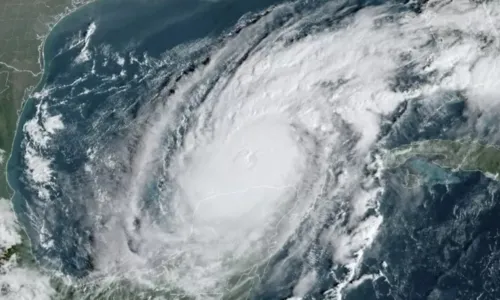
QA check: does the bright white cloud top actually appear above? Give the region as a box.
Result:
[12,0,500,299]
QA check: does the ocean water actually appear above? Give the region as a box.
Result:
[7,0,500,299]
[10,0,289,276]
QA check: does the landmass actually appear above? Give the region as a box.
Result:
[0,0,95,297]
[385,139,500,179]
[0,0,96,199]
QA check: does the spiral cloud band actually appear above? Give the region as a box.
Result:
[14,0,500,298]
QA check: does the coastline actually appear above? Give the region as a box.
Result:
[3,0,99,269]
[1,0,298,286]
[6,0,99,203]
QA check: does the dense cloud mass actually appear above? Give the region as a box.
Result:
[10,0,500,299]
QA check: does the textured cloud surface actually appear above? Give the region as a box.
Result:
[13,0,500,299]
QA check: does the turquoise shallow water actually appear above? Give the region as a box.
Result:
[7,1,500,299]
[8,0,286,276]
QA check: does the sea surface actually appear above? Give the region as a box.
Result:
[7,0,500,299]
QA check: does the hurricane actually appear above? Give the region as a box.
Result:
[9,0,500,299]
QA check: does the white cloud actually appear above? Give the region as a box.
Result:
[0,198,21,252]
[19,0,500,298]
[0,255,55,300]
[0,148,5,165]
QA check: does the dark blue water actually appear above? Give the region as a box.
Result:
[8,0,289,276]
[355,95,500,300]
[7,0,500,299]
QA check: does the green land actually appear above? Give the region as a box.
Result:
[0,0,93,264]
[385,139,500,178]
[0,0,96,199]
[1,1,499,298]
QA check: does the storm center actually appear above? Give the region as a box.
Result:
[176,116,305,228]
